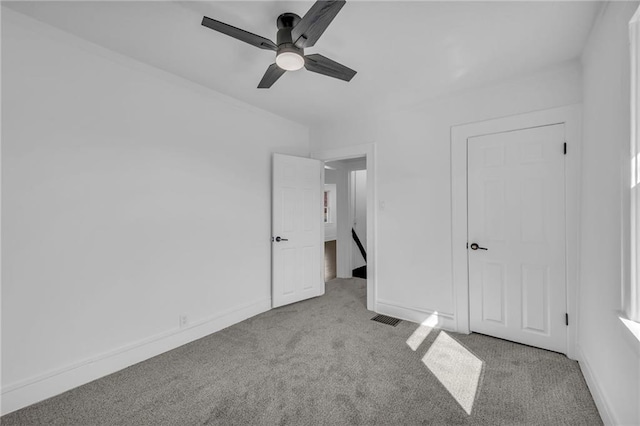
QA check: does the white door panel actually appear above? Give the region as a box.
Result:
[272,154,324,308]
[468,124,566,353]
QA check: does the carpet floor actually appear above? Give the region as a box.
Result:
[2,278,602,425]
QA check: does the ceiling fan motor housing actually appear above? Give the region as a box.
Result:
[276,13,304,59]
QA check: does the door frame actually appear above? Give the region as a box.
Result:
[451,104,581,359]
[312,143,377,311]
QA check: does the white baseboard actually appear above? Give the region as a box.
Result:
[575,344,615,426]
[375,299,456,331]
[1,298,271,416]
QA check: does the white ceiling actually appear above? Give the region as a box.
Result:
[4,1,601,127]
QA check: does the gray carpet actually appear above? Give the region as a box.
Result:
[2,278,602,425]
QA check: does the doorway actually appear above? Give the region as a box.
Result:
[351,169,367,279]
[451,105,581,358]
[312,144,376,311]
[324,157,367,282]
[324,240,337,281]
[323,173,338,282]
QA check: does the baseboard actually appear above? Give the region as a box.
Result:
[1,298,271,416]
[575,344,615,426]
[375,299,456,331]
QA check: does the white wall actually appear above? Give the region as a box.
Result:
[325,167,338,185]
[1,9,309,414]
[311,61,582,323]
[578,2,640,425]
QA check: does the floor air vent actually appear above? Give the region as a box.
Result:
[371,314,401,327]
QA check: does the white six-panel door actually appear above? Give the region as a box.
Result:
[468,124,567,353]
[272,154,324,308]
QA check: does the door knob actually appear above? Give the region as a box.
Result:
[469,243,488,251]
[274,236,288,242]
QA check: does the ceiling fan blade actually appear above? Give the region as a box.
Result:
[258,63,286,88]
[304,54,356,82]
[291,1,345,49]
[202,16,277,51]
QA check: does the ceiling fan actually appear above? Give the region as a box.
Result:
[201,0,356,88]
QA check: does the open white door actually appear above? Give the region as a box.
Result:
[272,153,324,308]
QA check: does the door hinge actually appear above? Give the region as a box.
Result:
[563,142,567,155]
[565,313,569,326]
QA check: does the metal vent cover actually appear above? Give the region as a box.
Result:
[371,314,401,327]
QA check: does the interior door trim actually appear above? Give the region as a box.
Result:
[451,104,582,359]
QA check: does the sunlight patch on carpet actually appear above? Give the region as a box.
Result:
[406,312,439,351]
[422,332,484,415]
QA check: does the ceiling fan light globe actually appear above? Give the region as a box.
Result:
[276,51,304,71]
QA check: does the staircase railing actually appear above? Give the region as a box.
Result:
[352,228,367,263]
